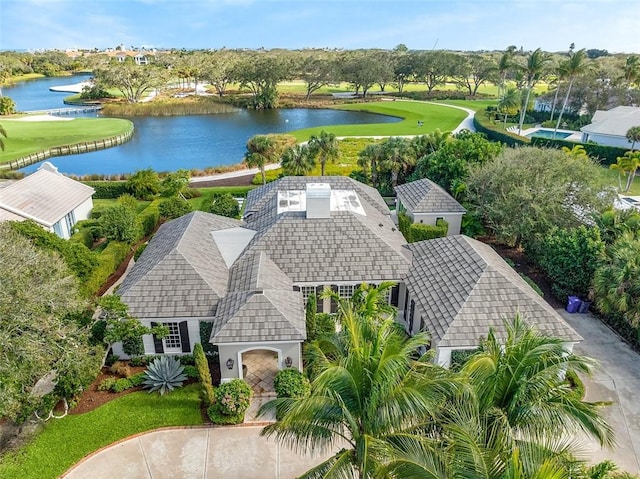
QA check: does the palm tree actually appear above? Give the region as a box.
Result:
[518,48,551,135]
[497,45,517,98]
[554,49,590,138]
[260,283,458,479]
[561,144,589,160]
[0,124,6,151]
[610,151,640,192]
[308,130,339,176]
[548,63,567,122]
[245,135,277,185]
[593,233,640,327]
[625,126,640,150]
[461,315,614,450]
[357,143,384,188]
[498,87,521,128]
[411,129,450,158]
[380,137,416,188]
[622,56,640,87]
[280,144,315,176]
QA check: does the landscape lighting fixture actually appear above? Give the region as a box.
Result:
[285,357,293,368]
[226,358,234,370]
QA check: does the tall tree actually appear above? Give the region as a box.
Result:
[280,144,315,176]
[357,142,384,188]
[498,87,521,127]
[245,135,277,185]
[497,45,517,98]
[518,48,551,135]
[308,130,339,176]
[260,283,457,479]
[94,62,166,103]
[380,137,416,188]
[233,52,293,109]
[625,125,640,150]
[299,53,337,100]
[554,49,590,137]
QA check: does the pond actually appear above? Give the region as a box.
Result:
[4,75,401,175]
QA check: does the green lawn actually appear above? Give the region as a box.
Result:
[0,384,204,479]
[600,167,640,196]
[0,117,133,163]
[289,101,467,140]
[187,185,257,211]
[438,99,498,112]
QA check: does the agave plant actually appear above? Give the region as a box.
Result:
[143,356,187,395]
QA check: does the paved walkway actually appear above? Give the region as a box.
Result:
[558,309,640,474]
[62,426,335,479]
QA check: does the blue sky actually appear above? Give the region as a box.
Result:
[1,0,638,53]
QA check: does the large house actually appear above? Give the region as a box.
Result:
[0,162,94,239]
[116,176,580,383]
[580,106,640,148]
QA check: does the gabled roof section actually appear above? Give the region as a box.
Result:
[119,211,245,318]
[395,178,466,214]
[211,227,257,268]
[581,106,640,137]
[210,290,306,343]
[0,162,94,226]
[405,235,581,348]
[228,250,293,292]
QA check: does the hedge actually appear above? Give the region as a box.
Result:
[409,219,449,242]
[82,181,129,199]
[138,199,162,237]
[473,116,529,147]
[530,137,629,166]
[82,241,131,296]
[69,228,94,249]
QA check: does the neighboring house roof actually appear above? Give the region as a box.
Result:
[211,290,306,343]
[405,235,582,349]
[243,176,411,283]
[395,178,466,214]
[119,211,246,318]
[581,106,640,138]
[0,162,94,227]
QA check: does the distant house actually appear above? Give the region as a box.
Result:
[0,162,94,239]
[394,178,466,235]
[116,176,580,387]
[580,106,640,148]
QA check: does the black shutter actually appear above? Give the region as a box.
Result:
[330,285,338,313]
[409,300,415,333]
[390,284,400,307]
[150,322,164,354]
[316,286,324,313]
[293,286,301,292]
[404,289,410,317]
[179,321,191,353]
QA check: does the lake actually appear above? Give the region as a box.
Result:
[4,75,400,175]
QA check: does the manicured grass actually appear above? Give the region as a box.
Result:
[92,199,151,214]
[0,117,133,163]
[600,167,640,196]
[1,73,46,85]
[188,185,257,211]
[438,99,498,112]
[289,101,467,140]
[0,384,204,479]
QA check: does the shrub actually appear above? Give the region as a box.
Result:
[143,356,187,395]
[450,348,478,371]
[207,405,244,425]
[209,193,240,218]
[90,319,107,345]
[178,354,195,366]
[105,353,120,367]
[126,169,161,200]
[274,369,310,399]
[193,343,215,405]
[69,228,94,249]
[408,219,448,242]
[183,365,199,379]
[110,361,133,378]
[129,355,148,367]
[473,115,529,147]
[112,378,133,393]
[128,372,146,387]
[82,241,131,296]
[159,196,193,219]
[122,335,145,357]
[98,378,117,391]
[0,96,17,115]
[530,137,629,166]
[214,379,252,416]
[83,181,129,199]
[138,199,162,237]
[199,321,218,356]
[99,204,141,243]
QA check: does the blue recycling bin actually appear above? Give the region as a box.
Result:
[566,296,582,313]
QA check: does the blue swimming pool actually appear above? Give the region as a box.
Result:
[526,128,572,139]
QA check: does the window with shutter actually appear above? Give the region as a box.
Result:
[150,322,164,354]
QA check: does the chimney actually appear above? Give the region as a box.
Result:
[306,183,331,219]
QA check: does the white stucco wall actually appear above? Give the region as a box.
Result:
[74,197,94,222]
[216,341,302,383]
[581,132,633,149]
[411,212,463,236]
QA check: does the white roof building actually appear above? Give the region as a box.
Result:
[580,106,640,148]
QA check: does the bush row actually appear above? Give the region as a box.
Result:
[139,199,162,237]
[530,137,629,166]
[398,213,448,242]
[83,181,129,199]
[98,372,146,392]
[473,116,529,147]
[82,241,131,296]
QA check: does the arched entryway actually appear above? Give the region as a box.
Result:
[240,349,280,395]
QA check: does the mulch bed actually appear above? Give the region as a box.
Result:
[189,173,256,188]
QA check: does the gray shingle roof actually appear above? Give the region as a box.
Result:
[210,290,306,343]
[228,250,293,292]
[581,106,640,137]
[395,178,466,214]
[119,211,245,318]
[0,162,94,226]
[405,235,581,348]
[242,176,411,283]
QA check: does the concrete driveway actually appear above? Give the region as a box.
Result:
[62,426,334,479]
[558,309,640,474]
